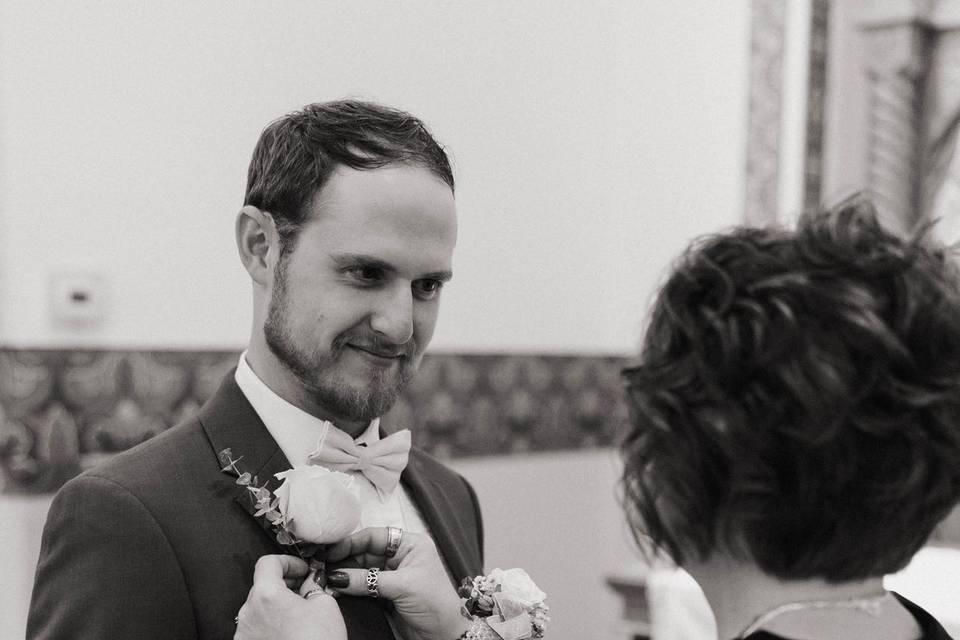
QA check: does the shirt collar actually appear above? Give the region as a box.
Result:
[234,351,380,466]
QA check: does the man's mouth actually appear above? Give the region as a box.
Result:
[347,344,406,360]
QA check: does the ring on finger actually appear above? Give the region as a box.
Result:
[366,567,381,598]
[304,586,327,599]
[384,526,403,558]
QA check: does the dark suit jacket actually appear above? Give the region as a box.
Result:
[27,372,484,640]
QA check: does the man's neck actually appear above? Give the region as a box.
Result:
[244,342,367,438]
[687,557,916,640]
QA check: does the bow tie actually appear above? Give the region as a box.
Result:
[307,422,411,497]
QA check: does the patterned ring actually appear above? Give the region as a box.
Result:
[366,567,381,598]
[384,526,403,558]
[303,587,327,600]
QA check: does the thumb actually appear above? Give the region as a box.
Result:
[253,554,310,584]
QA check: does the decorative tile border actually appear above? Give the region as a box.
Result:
[0,349,629,494]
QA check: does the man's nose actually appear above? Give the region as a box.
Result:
[370,285,414,345]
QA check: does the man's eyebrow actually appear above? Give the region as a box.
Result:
[333,253,453,282]
[333,254,396,272]
[424,270,454,283]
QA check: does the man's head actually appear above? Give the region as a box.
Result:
[244,100,455,256]
[620,196,960,582]
[237,101,457,427]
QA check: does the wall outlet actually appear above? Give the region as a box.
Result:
[49,272,107,325]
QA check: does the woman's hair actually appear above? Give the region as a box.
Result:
[621,196,960,581]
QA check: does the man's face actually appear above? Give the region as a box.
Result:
[264,163,457,422]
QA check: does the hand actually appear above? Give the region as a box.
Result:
[316,528,471,640]
[235,555,346,640]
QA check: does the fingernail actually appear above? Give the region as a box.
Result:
[326,570,350,588]
[312,570,327,588]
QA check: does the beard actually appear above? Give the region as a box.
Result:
[263,257,416,422]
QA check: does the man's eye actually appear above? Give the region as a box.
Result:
[413,279,443,300]
[348,267,384,282]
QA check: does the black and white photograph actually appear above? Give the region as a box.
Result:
[1,1,959,639]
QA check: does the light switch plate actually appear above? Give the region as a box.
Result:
[49,271,107,325]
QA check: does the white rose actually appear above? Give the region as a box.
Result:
[273,465,361,544]
[497,568,546,607]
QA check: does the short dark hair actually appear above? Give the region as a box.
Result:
[243,99,454,251]
[621,195,960,581]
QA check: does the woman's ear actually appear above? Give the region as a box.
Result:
[236,205,279,286]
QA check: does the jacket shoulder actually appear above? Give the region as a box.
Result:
[73,416,211,494]
[409,446,470,484]
[408,446,485,569]
[30,440,200,639]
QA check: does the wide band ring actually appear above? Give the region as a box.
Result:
[384,526,403,558]
[366,567,381,598]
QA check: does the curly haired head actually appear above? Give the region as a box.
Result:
[621,196,960,581]
[244,99,454,253]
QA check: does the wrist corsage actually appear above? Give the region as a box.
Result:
[457,568,549,639]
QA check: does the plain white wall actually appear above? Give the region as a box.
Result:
[0,2,752,639]
[451,449,640,640]
[0,495,52,640]
[0,0,749,353]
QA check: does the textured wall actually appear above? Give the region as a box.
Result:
[0,350,627,493]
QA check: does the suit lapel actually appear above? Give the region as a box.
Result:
[198,372,395,639]
[402,449,475,584]
[198,371,294,550]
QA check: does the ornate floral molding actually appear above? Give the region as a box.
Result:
[0,349,629,494]
[744,0,830,224]
[862,17,932,232]
[803,0,830,213]
[744,0,786,226]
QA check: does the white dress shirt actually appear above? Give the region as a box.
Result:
[234,352,430,535]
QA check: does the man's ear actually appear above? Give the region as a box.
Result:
[236,205,280,286]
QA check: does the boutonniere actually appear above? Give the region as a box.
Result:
[219,448,361,558]
[457,568,549,639]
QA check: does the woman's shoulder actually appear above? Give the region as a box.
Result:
[739,594,954,640]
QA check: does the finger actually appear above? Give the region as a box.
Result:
[324,568,404,600]
[298,568,329,597]
[304,588,337,604]
[235,601,248,627]
[326,528,418,568]
[325,528,389,562]
[252,554,309,585]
